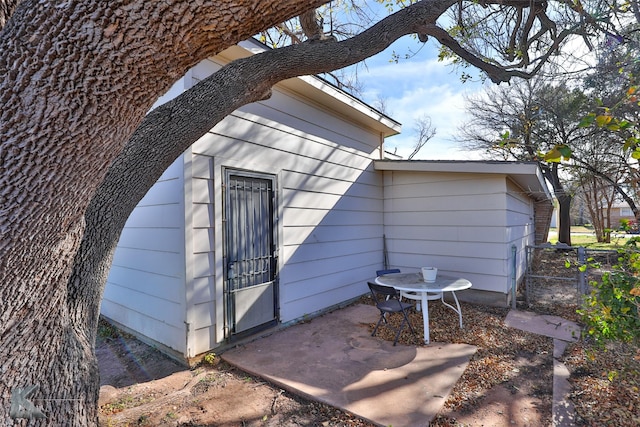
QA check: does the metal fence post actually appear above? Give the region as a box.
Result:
[577,246,586,303]
[511,245,517,309]
[525,245,532,306]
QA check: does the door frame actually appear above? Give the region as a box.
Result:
[222,168,279,341]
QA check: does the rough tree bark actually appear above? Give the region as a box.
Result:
[0,0,16,27]
[0,1,328,425]
[0,0,579,424]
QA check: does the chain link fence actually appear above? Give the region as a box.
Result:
[518,245,619,320]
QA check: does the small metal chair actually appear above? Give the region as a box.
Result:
[368,282,416,345]
[376,268,401,276]
[376,268,424,309]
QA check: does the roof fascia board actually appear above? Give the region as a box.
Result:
[215,39,401,137]
[374,160,552,201]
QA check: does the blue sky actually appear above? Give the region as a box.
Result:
[350,35,490,160]
[335,2,598,161]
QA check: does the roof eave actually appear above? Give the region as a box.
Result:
[374,159,552,202]
[214,40,401,137]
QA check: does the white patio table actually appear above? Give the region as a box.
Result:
[375,272,472,344]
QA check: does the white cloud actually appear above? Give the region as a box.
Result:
[355,40,488,160]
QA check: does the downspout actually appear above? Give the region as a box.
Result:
[383,234,389,270]
[380,132,386,269]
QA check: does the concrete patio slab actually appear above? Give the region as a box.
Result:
[505,310,581,342]
[222,304,477,427]
[505,310,580,427]
[552,352,576,427]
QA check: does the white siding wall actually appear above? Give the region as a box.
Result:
[103,56,388,357]
[102,158,187,353]
[382,171,513,294]
[182,59,384,353]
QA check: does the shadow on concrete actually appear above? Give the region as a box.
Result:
[222,304,476,427]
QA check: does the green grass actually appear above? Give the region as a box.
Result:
[568,225,594,233]
[548,227,631,250]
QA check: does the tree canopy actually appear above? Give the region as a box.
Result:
[0,1,618,424]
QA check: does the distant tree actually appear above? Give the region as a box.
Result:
[567,128,636,242]
[578,19,640,221]
[408,114,436,159]
[534,83,598,245]
[571,147,624,242]
[459,79,595,245]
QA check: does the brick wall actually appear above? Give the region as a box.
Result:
[534,199,554,244]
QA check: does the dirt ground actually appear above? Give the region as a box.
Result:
[97,303,552,427]
[97,324,373,427]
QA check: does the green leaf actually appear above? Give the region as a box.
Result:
[618,120,632,130]
[595,115,612,127]
[578,113,596,128]
[558,145,572,159]
[544,144,571,162]
[623,137,638,151]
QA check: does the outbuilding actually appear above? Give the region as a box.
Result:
[101,39,552,363]
[375,160,553,306]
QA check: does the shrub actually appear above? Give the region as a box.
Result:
[578,242,640,345]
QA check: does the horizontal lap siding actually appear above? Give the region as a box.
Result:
[102,159,187,353]
[190,67,383,324]
[506,179,534,233]
[385,224,505,243]
[283,207,381,227]
[383,171,511,293]
[282,224,380,246]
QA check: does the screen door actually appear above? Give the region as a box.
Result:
[224,170,278,339]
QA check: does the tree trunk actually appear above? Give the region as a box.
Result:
[557,193,573,246]
[540,163,572,245]
[0,1,330,424]
[3,1,483,424]
[604,205,612,243]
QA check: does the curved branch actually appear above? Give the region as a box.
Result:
[517,4,538,66]
[70,0,588,331]
[69,0,464,333]
[424,24,532,83]
[507,7,523,61]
